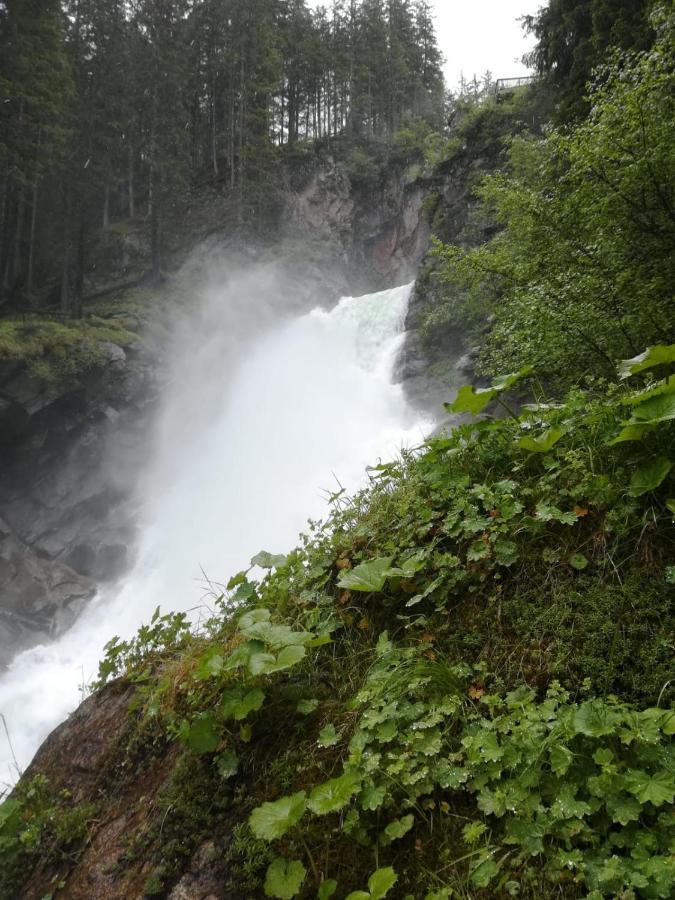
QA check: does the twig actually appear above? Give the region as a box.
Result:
[1,713,21,780]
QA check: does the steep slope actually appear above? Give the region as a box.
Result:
[2,362,672,900]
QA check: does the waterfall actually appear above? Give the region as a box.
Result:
[0,279,427,784]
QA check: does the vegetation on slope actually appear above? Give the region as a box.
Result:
[427,6,675,390]
[1,348,673,899]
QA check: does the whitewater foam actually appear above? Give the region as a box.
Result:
[0,280,428,785]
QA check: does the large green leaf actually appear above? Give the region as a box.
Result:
[248,652,278,676]
[447,368,532,416]
[572,700,623,737]
[223,640,264,671]
[249,791,307,841]
[446,384,498,416]
[470,858,500,888]
[251,551,288,569]
[296,698,319,715]
[518,426,568,453]
[318,880,338,900]
[624,770,674,806]
[317,724,340,747]
[307,773,361,815]
[628,457,672,497]
[606,794,642,825]
[221,687,265,721]
[194,648,225,680]
[184,714,220,754]
[240,618,313,650]
[248,644,306,676]
[275,644,307,670]
[337,557,394,592]
[623,378,675,406]
[264,858,306,899]
[368,867,398,900]
[238,608,271,628]
[631,391,675,423]
[618,345,675,379]
[608,422,656,444]
[383,814,414,843]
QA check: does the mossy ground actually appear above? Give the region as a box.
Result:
[0,279,189,387]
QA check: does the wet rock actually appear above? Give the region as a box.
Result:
[0,336,159,666]
[168,840,233,900]
[455,346,480,376]
[0,526,95,667]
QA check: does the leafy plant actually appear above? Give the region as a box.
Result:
[264,857,306,899]
[345,867,398,900]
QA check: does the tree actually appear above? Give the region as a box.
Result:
[523,0,654,122]
[0,0,73,306]
[437,6,675,385]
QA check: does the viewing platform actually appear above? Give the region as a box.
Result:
[495,75,537,94]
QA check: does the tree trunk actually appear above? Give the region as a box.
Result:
[103,183,110,230]
[211,73,219,178]
[128,142,135,218]
[12,189,25,292]
[74,209,85,317]
[151,194,161,282]
[229,57,236,189]
[27,179,39,304]
[237,52,245,225]
[60,190,72,315]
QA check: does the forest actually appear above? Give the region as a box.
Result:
[0,0,444,309]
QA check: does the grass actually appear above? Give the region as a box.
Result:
[0,277,190,387]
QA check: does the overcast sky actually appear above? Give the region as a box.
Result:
[307,1,545,90]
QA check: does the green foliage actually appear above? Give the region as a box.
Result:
[337,557,395,592]
[249,792,307,841]
[433,12,675,388]
[345,867,398,900]
[0,315,137,386]
[28,348,675,898]
[251,551,288,570]
[264,857,306,899]
[524,0,654,122]
[0,775,97,900]
[447,367,532,416]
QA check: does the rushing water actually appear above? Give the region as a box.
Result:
[0,278,427,785]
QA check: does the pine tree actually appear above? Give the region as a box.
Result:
[524,0,653,122]
[0,0,73,306]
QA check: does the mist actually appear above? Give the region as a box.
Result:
[0,258,429,784]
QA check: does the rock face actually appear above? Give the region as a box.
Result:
[395,148,501,415]
[0,337,160,666]
[283,152,431,290]
[16,682,239,899]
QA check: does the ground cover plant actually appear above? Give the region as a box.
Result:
[1,344,672,899]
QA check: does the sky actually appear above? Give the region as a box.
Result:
[307,1,545,91]
[427,0,543,88]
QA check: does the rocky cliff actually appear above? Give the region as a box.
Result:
[0,335,161,666]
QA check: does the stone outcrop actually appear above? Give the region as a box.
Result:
[283,152,432,290]
[0,336,161,666]
[16,682,237,899]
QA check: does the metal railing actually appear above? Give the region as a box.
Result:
[495,76,537,94]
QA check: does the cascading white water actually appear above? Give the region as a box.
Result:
[0,278,427,784]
